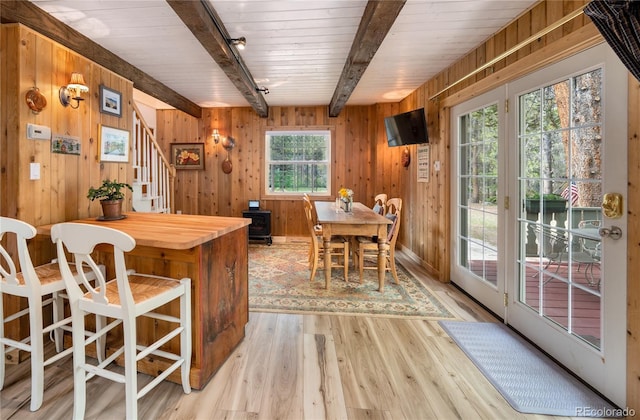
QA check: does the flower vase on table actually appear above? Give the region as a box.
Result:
[338,188,354,213]
[341,197,353,213]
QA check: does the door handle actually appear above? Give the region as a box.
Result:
[598,225,622,240]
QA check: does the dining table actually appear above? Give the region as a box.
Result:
[314,201,393,291]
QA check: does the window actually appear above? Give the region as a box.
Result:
[265,130,331,196]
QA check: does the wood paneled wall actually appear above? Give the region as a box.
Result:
[1,24,134,232]
[156,104,409,240]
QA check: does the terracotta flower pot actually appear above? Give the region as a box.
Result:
[100,199,124,220]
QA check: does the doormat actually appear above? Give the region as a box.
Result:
[438,321,621,417]
[248,243,454,319]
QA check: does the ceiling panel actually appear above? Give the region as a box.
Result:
[30,0,539,109]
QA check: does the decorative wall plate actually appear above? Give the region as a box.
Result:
[401,146,411,167]
[222,157,233,174]
[25,87,47,114]
[222,136,236,151]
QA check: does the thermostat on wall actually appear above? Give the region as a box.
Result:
[26,123,51,140]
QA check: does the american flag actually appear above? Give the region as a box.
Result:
[561,182,579,205]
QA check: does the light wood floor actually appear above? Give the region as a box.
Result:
[1,250,594,419]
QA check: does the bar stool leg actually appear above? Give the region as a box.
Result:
[28,295,45,411]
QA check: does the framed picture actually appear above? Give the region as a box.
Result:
[98,125,130,163]
[171,143,205,170]
[51,134,81,155]
[99,85,122,117]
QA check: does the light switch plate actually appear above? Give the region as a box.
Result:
[30,163,41,180]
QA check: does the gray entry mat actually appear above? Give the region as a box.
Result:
[438,321,621,417]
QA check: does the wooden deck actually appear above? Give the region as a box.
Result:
[468,259,601,347]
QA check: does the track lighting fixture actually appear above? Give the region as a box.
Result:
[256,87,269,95]
[228,37,246,50]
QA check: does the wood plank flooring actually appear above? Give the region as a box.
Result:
[1,251,596,419]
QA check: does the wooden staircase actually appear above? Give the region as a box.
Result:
[131,103,175,213]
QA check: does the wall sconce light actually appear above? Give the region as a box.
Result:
[211,128,220,144]
[228,37,246,50]
[59,72,89,109]
[256,86,269,95]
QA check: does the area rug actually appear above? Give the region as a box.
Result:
[248,243,454,319]
[438,321,621,417]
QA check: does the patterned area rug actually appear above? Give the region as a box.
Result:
[248,243,454,319]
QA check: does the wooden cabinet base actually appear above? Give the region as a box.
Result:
[90,225,249,389]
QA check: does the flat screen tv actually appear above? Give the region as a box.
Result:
[384,108,428,146]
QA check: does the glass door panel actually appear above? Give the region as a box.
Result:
[452,89,505,317]
[516,66,603,348]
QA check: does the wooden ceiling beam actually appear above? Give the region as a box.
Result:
[166,0,269,118]
[328,0,406,117]
[0,0,202,118]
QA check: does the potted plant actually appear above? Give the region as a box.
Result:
[87,179,133,220]
[525,193,567,214]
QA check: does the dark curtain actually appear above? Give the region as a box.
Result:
[584,0,640,82]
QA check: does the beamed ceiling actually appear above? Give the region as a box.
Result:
[1,0,539,118]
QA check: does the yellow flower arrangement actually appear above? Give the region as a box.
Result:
[338,188,353,200]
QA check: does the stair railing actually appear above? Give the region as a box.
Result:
[132,102,176,213]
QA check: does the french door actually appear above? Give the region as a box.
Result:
[452,43,627,407]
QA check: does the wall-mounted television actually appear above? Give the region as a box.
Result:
[384,108,428,146]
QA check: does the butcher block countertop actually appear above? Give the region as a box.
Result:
[37,212,251,250]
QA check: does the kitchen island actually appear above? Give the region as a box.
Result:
[38,212,251,389]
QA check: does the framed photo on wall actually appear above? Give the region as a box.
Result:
[98,125,130,163]
[171,143,205,170]
[99,85,122,117]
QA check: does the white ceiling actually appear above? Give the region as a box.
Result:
[30,0,539,110]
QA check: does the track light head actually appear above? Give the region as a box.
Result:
[228,37,246,50]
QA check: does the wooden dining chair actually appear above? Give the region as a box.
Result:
[303,193,323,236]
[303,199,349,282]
[51,222,192,420]
[0,217,105,412]
[353,198,403,284]
[373,193,387,215]
[302,194,323,263]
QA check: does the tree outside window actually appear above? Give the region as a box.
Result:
[265,130,331,196]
